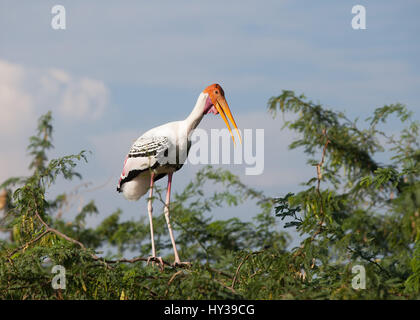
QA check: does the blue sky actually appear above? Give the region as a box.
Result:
[1,1,419,245]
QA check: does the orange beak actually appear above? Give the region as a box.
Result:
[204,84,242,145]
[213,96,242,145]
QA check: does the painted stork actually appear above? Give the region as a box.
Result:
[117,84,241,267]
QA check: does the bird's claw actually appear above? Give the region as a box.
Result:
[147,256,165,271]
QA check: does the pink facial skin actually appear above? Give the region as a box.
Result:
[203,96,219,115]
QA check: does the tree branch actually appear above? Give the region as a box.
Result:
[230,250,264,290]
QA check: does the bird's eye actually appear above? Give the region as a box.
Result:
[215,90,219,94]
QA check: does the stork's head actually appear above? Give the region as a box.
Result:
[203,83,242,145]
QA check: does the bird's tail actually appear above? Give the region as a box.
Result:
[120,174,150,201]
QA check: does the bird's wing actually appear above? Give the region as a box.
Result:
[128,136,169,158]
[117,136,170,191]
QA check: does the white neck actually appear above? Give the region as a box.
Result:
[183,92,207,136]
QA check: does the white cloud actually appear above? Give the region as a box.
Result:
[0,60,34,136]
[36,67,109,121]
[0,59,109,123]
[58,77,108,120]
[0,59,110,183]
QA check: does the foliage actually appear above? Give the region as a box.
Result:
[0,91,419,299]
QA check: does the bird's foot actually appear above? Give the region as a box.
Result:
[172,260,192,268]
[147,256,165,271]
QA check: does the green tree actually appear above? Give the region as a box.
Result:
[0,91,418,299]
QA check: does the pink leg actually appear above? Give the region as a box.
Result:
[147,173,162,268]
[163,173,183,265]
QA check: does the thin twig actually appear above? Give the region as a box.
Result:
[216,279,237,294]
[294,131,330,258]
[312,130,330,240]
[167,270,184,286]
[347,246,391,277]
[316,129,330,215]
[7,230,49,258]
[103,256,172,268]
[230,250,264,290]
[207,266,234,279]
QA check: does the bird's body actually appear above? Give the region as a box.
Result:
[117,84,240,267]
[117,121,184,201]
[117,93,206,200]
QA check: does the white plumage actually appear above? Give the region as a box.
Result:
[117,93,207,200]
[116,84,240,266]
